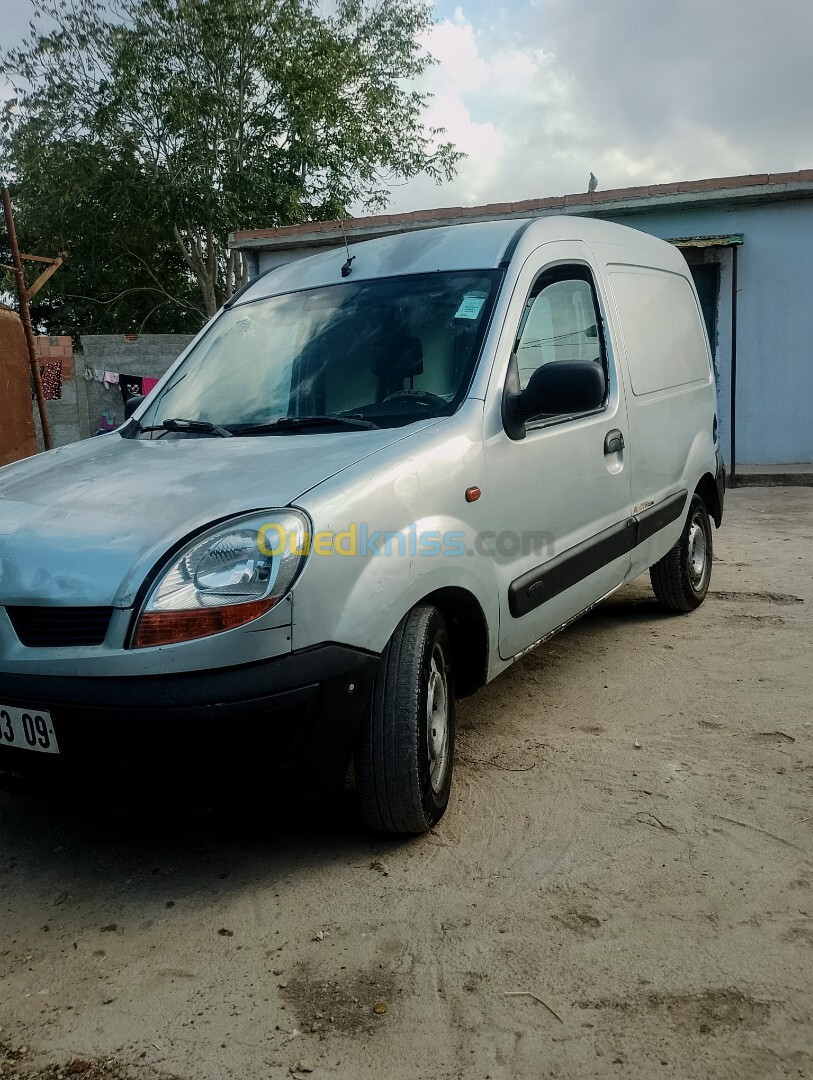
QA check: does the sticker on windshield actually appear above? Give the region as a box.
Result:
[453,295,486,320]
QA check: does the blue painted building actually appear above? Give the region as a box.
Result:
[231,171,813,470]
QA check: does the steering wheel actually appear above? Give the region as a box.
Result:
[382,389,448,408]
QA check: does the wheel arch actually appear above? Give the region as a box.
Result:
[695,471,722,528]
[422,586,489,699]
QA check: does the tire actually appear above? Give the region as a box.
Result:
[650,493,713,613]
[355,605,455,834]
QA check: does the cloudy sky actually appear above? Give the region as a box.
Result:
[2,0,811,213]
[396,0,813,211]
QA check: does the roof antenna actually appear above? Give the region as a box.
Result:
[340,219,355,277]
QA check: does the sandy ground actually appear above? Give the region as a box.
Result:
[1,486,811,1080]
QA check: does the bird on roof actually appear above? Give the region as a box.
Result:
[588,172,598,193]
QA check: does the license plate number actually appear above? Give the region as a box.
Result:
[0,705,60,755]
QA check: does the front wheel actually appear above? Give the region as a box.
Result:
[355,605,455,834]
[650,493,713,612]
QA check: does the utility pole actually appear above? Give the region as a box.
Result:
[1,186,67,452]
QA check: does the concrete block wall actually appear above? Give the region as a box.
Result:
[32,335,79,450]
[34,335,74,378]
[35,334,195,449]
[79,334,195,442]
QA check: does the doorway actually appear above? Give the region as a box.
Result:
[688,263,721,361]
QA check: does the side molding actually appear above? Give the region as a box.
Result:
[508,489,688,618]
[634,490,688,544]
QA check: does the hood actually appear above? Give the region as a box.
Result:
[0,426,426,608]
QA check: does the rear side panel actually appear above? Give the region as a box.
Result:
[596,258,718,577]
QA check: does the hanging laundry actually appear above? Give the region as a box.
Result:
[103,371,119,388]
[119,374,143,404]
[39,360,62,401]
[94,409,122,435]
[141,376,159,396]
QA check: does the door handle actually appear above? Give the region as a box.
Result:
[604,429,625,455]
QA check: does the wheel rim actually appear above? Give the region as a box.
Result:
[687,513,708,589]
[426,645,450,794]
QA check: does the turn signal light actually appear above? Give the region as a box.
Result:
[132,597,277,648]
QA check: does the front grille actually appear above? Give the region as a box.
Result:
[5,606,114,647]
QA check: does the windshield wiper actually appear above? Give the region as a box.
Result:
[229,415,380,434]
[135,417,233,438]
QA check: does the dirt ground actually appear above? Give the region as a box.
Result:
[1,486,811,1080]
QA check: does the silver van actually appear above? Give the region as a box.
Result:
[0,217,723,832]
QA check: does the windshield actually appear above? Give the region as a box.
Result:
[134,270,502,436]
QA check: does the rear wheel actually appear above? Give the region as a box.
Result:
[355,604,455,834]
[650,494,713,612]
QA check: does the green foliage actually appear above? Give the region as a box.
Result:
[1,0,461,331]
[1,139,204,335]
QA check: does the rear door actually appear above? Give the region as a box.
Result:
[484,242,633,660]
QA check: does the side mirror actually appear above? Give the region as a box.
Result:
[504,360,606,439]
[124,394,145,420]
[521,360,606,417]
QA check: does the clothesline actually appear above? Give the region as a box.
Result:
[83,367,159,404]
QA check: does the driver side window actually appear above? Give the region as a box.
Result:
[516,271,604,394]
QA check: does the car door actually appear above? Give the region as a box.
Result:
[484,242,633,660]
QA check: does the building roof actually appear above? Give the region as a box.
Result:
[230,169,813,254]
[234,216,685,308]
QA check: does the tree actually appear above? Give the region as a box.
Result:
[1,139,205,334]
[1,0,460,332]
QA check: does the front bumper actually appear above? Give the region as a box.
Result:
[0,644,379,803]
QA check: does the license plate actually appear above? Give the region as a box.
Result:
[0,704,60,755]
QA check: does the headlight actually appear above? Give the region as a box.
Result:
[132,510,309,648]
